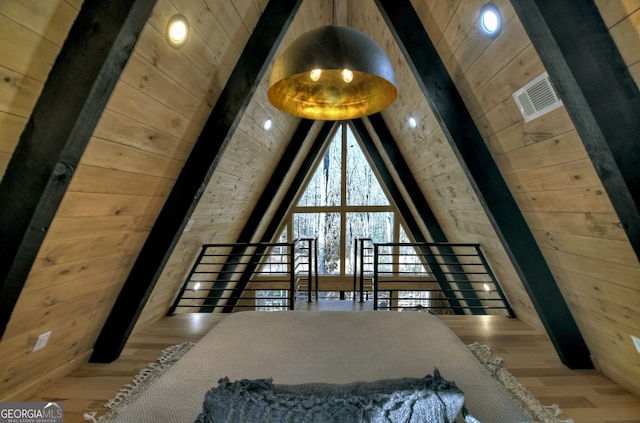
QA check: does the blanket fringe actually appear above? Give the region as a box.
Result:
[544,404,574,423]
[467,342,572,423]
[84,341,195,422]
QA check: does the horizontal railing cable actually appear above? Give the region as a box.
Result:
[368,242,514,316]
[168,239,316,314]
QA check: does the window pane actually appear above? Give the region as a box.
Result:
[346,127,389,206]
[298,126,342,207]
[400,225,410,243]
[398,225,429,275]
[345,212,393,274]
[256,290,288,311]
[293,213,340,275]
[258,243,289,275]
[399,291,430,310]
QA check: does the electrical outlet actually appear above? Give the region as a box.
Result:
[183,219,195,232]
[632,335,640,353]
[33,331,51,352]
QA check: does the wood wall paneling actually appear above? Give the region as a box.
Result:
[511,0,640,261]
[90,110,195,164]
[377,0,596,368]
[450,6,529,104]
[0,15,59,81]
[0,2,159,332]
[0,0,202,400]
[0,1,78,47]
[0,0,79,175]
[494,0,640,394]
[352,0,538,325]
[90,0,307,363]
[0,66,42,121]
[134,17,220,109]
[465,44,544,122]
[599,3,640,89]
[132,0,333,333]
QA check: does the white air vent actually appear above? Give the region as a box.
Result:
[513,71,563,122]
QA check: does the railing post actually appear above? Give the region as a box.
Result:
[373,244,379,310]
[475,245,515,317]
[289,241,295,310]
[307,238,313,302]
[353,237,359,296]
[314,238,319,300]
[359,239,365,303]
[167,245,208,315]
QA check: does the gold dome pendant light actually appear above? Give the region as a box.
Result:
[268,25,397,120]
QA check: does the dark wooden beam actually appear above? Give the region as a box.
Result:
[375,0,592,368]
[365,113,449,244]
[361,115,494,315]
[90,0,303,362]
[196,118,319,312]
[0,0,156,340]
[510,0,640,261]
[351,118,469,315]
[220,121,335,312]
[259,121,336,241]
[238,119,317,244]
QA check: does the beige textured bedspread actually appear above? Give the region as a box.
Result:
[109,311,530,422]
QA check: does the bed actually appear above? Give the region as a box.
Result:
[107,311,534,422]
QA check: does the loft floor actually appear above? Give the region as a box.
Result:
[31,301,640,423]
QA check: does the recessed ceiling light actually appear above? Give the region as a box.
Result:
[479,3,502,38]
[166,14,189,48]
[263,118,273,131]
[408,116,417,129]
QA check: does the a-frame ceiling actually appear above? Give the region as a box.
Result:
[1,0,639,400]
[91,0,591,368]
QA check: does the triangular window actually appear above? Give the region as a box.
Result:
[298,126,342,207]
[284,122,401,277]
[346,128,389,206]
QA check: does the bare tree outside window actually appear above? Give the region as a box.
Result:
[288,123,415,278]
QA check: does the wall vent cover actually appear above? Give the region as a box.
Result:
[513,71,563,122]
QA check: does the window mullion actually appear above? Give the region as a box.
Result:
[340,123,347,276]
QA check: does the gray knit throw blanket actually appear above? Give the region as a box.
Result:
[194,369,476,423]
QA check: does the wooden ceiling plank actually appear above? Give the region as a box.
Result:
[0,0,157,340]
[510,0,640,262]
[374,0,592,369]
[90,0,304,363]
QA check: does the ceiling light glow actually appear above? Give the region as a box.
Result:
[269,26,397,120]
[342,69,353,83]
[263,118,273,131]
[310,69,322,81]
[408,116,417,128]
[480,4,502,38]
[167,15,189,48]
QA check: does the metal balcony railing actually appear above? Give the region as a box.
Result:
[169,238,513,317]
[168,238,317,314]
[367,242,514,316]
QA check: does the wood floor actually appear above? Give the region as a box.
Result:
[30,301,640,423]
